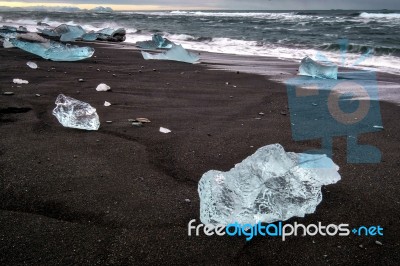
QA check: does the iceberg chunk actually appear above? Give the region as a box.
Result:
[52,94,100,130]
[298,56,338,79]
[198,143,341,226]
[9,37,94,61]
[27,61,38,69]
[141,44,199,64]
[38,24,87,42]
[136,34,174,49]
[13,78,29,84]
[96,28,126,42]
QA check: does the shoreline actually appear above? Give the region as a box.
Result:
[0,42,399,264]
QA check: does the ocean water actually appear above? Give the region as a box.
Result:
[1,10,400,74]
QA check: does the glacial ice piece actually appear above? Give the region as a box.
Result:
[27,61,38,69]
[96,28,126,42]
[298,56,338,79]
[96,83,111,91]
[3,39,14,48]
[38,24,87,42]
[9,38,95,61]
[82,32,98,41]
[136,34,174,49]
[198,143,341,226]
[141,45,199,64]
[159,127,171,133]
[104,101,111,106]
[13,78,29,84]
[52,94,100,130]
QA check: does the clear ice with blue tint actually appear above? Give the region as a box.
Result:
[141,44,199,64]
[298,56,338,79]
[136,34,174,49]
[198,144,341,226]
[52,94,100,131]
[9,38,94,61]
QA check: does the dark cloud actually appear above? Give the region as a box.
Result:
[3,0,400,9]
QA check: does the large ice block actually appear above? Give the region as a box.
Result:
[136,34,174,49]
[198,144,340,226]
[9,37,94,61]
[141,44,199,64]
[52,94,100,130]
[38,24,86,42]
[298,56,338,79]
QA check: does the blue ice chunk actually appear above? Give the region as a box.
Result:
[52,94,100,130]
[136,34,174,49]
[298,56,338,79]
[198,143,341,226]
[59,25,86,42]
[38,24,87,41]
[9,37,95,61]
[141,44,199,64]
[82,32,98,41]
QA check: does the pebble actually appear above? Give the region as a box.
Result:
[259,112,265,115]
[280,111,287,115]
[3,92,14,95]
[97,69,100,71]
[128,119,135,122]
[255,117,262,120]
[78,78,84,82]
[112,74,116,77]
[35,94,41,97]
[375,241,383,246]
[106,121,113,124]
[153,69,157,72]
[359,244,364,248]
[184,199,191,203]
[73,155,77,158]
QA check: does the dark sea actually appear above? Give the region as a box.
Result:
[1,9,400,74]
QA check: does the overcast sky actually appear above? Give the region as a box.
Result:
[1,0,400,10]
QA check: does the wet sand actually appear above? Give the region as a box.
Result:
[0,43,399,265]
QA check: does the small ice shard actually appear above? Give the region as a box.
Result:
[298,56,338,79]
[96,28,126,42]
[136,34,174,49]
[373,125,384,129]
[198,143,341,226]
[9,38,95,61]
[13,78,29,84]
[2,39,14,48]
[104,101,111,106]
[27,61,38,69]
[141,44,199,64]
[160,127,171,133]
[52,94,100,130]
[96,83,111,91]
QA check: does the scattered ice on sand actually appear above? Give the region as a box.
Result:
[198,143,341,226]
[26,61,38,69]
[96,83,111,91]
[160,127,171,133]
[52,94,100,130]
[13,78,29,84]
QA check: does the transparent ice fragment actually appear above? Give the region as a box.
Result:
[17,33,49,43]
[52,94,100,130]
[27,61,38,69]
[141,44,199,64]
[159,127,171,133]
[198,143,341,226]
[298,56,338,79]
[96,83,111,91]
[3,39,14,48]
[13,78,29,84]
[9,38,95,61]
[136,34,174,49]
[104,101,111,106]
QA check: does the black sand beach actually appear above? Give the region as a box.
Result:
[0,43,399,265]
